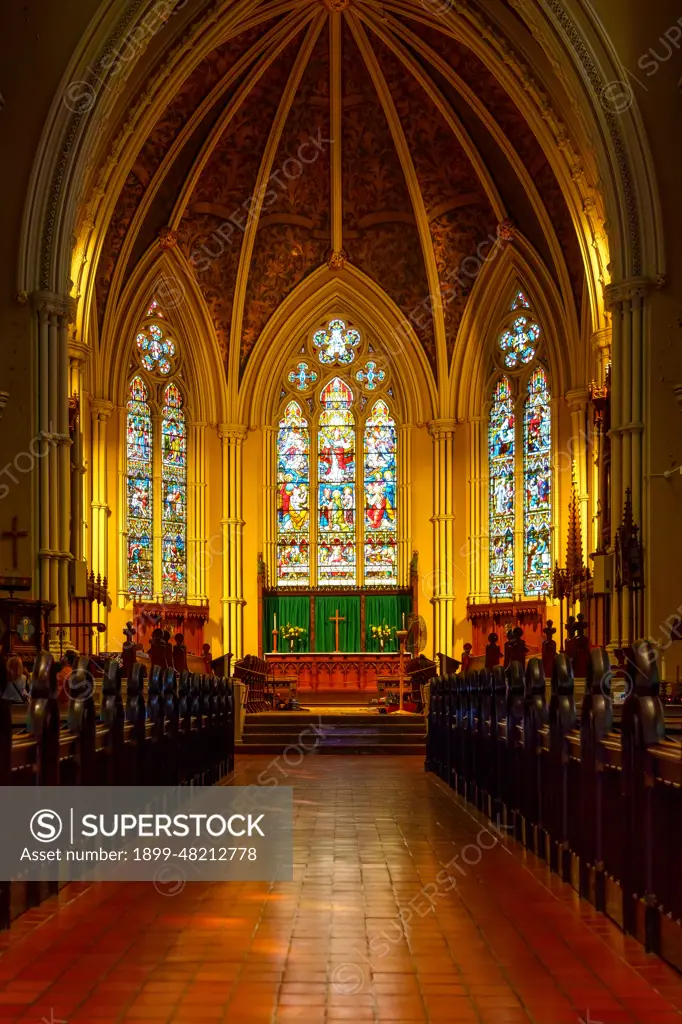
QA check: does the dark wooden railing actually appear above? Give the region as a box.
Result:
[425,643,682,973]
[0,651,235,929]
[233,655,274,711]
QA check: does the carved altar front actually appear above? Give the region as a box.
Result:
[266,652,402,695]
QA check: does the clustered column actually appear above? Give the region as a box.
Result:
[262,425,277,586]
[428,419,458,658]
[398,423,412,588]
[33,293,72,641]
[90,399,113,639]
[467,416,485,603]
[219,424,247,662]
[605,279,649,531]
[187,421,207,603]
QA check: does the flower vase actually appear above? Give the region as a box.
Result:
[289,636,295,653]
[379,637,385,653]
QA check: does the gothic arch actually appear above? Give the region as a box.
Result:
[451,242,571,422]
[238,264,437,429]
[102,248,228,426]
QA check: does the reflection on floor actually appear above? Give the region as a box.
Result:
[2,756,682,1022]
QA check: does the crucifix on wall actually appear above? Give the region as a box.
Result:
[328,608,346,653]
[1,516,28,570]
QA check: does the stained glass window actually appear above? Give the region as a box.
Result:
[363,400,397,585]
[161,382,187,602]
[524,367,552,596]
[126,377,154,599]
[489,377,515,597]
[499,316,540,370]
[318,378,356,584]
[277,401,310,586]
[511,291,530,310]
[313,319,361,365]
[356,361,386,391]
[136,323,176,375]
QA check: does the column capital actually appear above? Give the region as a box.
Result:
[565,388,590,413]
[218,422,248,443]
[31,291,71,321]
[603,276,653,311]
[91,398,114,421]
[590,326,612,354]
[427,418,459,440]
[68,338,90,367]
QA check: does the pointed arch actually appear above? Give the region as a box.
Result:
[277,400,310,587]
[523,366,552,597]
[364,399,397,586]
[126,376,153,600]
[488,376,515,597]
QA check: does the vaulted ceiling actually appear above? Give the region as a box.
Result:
[94,0,585,383]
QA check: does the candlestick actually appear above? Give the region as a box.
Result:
[402,612,405,629]
[274,613,277,631]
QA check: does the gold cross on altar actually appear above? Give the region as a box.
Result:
[329,608,346,653]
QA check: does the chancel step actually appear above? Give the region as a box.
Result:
[238,711,426,754]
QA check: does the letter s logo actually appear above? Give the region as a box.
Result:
[30,809,63,843]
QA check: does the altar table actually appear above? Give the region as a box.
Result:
[266,652,402,694]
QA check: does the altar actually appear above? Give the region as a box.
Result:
[266,651,403,697]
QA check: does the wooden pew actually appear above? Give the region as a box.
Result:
[0,647,235,929]
[233,655,273,711]
[423,642,682,973]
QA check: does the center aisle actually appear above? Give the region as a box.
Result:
[1,757,682,1023]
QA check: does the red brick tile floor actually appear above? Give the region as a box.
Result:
[1,756,682,1023]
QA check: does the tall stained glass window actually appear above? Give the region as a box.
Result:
[126,377,153,599]
[161,383,187,602]
[363,400,397,585]
[524,367,552,595]
[318,377,356,584]
[277,401,310,586]
[489,378,515,596]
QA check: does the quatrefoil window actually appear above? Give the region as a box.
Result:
[312,318,361,365]
[355,360,386,391]
[498,316,540,370]
[288,362,318,392]
[136,323,176,375]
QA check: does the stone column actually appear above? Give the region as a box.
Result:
[428,419,458,658]
[90,399,113,641]
[468,416,485,602]
[68,344,89,566]
[605,279,650,532]
[604,278,651,643]
[219,424,247,662]
[566,389,590,561]
[32,294,71,639]
[262,425,277,587]
[398,423,412,588]
[187,421,207,603]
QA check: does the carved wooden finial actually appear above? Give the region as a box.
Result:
[565,463,584,579]
[158,226,178,250]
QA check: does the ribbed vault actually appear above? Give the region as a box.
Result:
[90,0,590,394]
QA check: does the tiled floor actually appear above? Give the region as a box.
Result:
[1,756,682,1022]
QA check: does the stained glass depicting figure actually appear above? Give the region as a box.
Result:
[161,382,187,601]
[489,377,515,596]
[524,367,552,595]
[363,400,397,585]
[318,377,356,584]
[126,377,153,598]
[277,401,310,586]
